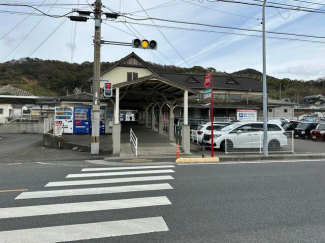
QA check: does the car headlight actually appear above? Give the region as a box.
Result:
[301,131,305,134]
[320,131,325,134]
[213,134,222,138]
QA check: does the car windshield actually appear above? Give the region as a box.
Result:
[297,123,310,129]
[316,124,325,130]
[221,123,241,132]
[283,123,292,129]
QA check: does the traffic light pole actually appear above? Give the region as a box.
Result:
[91,0,102,155]
[262,0,268,157]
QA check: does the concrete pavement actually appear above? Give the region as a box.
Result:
[2,159,325,242]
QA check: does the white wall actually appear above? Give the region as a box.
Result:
[100,66,153,87]
[268,105,295,119]
[0,104,12,123]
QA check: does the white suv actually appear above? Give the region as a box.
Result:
[191,122,230,144]
[202,122,287,151]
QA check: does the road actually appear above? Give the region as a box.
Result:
[1,159,325,242]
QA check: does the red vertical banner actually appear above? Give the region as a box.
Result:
[204,71,214,157]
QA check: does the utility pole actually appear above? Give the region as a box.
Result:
[91,0,102,155]
[262,0,268,157]
[279,83,282,100]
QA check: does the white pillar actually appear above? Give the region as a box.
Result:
[145,106,149,127]
[169,104,174,141]
[113,87,120,156]
[151,105,156,130]
[184,90,188,125]
[158,106,163,134]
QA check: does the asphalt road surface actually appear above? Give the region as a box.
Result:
[1,159,325,242]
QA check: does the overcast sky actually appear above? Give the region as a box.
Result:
[0,0,324,80]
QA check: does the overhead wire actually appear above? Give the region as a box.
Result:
[122,15,325,39]
[135,0,191,67]
[106,20,325,44]
[1,0,60,62]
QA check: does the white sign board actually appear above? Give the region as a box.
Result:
[237,109,257,122]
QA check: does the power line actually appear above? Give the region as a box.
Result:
[288,0,325,6]
[122,15,325,39]
[135,0,191,67]
[0,3,74,18]
[107,20,325,44]
[1,0,60,62]
[29,18,68,57]
[0,0,47,41]
[182,0,260,20]
[205,0,325,14]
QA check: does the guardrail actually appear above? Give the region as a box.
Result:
[130,128,138,156]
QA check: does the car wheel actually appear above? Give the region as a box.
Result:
[220,140,233,152]
[269,140,280,150]
[220,141,225,152]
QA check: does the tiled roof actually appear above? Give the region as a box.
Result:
[159,73,263,92]
[0,85,34,96]
[59,92,93,101]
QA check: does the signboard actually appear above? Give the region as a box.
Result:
[203,88,211,99]
[237,109,258,122]
[204,72,212,88]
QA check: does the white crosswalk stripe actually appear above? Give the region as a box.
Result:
[2,165,175,242]
[0,217,168,243]
[45,175,174,187]
[0,196,171,219]
[66,169,175,178]
[82,165,175,172]
[16,183,173,200]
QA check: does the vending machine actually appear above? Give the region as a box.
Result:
[73,107,91,134]
[54,107,73,134]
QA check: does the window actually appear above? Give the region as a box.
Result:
[214,94,226,99]
[0,109,3,115]
[284,109,288,113]
[251,124,263,131]
[268,124,281,131]
[269,109,273,112]
[127,72,138,81]
[127,72,132,81]
[233,124,253,133]
[228,94,241,100]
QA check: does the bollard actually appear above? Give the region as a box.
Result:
[176,143,180,159]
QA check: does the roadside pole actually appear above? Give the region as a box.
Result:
[91,0,101,155]
[262,0,268,157]
[204,71,214,158]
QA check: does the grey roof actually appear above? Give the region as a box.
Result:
[0,85,33,96]
[159,73,263,92]
[268,99,296,106]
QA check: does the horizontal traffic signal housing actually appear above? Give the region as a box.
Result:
[132,39,157,50]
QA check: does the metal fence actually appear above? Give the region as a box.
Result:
[130,128,138,156]
[225,131,294,154]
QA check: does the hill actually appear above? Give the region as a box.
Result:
[0,58,324,102]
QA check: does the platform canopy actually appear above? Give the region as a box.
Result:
[112,74,198,108]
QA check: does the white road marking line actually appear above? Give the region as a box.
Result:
[0,217,168,243]
[66,169,175,178]
[45,175,174,187]
[15,183,173,200]
[177,159,325,165]
[81,165,175,172]
[0,196,171,219]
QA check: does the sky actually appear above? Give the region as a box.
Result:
[0,0,325,80]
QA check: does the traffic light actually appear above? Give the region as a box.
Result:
[103,82,113,98]
[132,39,157,50]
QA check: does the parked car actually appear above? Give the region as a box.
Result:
[283,121,299,131]
[202,122,287,151]
[310,123,325,142]
[294,122,319,139]
[190,122,230,144]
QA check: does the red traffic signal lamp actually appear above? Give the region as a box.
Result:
[132,39,157,50]
[103,82,113,98]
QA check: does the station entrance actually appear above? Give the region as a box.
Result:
[110,74,197,157]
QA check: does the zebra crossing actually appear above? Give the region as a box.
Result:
[0,164,175,242]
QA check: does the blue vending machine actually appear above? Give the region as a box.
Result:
[73,107,91,134]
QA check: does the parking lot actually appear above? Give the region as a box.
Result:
[196,137,325,157]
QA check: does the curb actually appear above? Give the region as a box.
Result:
[176,157,220,163]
